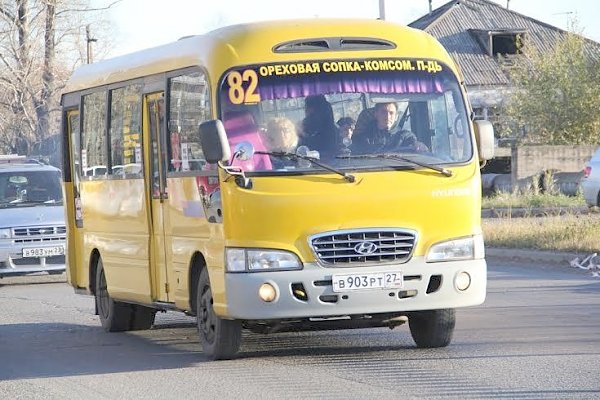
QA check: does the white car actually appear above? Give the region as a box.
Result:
[0,156,66,277]
[581,148,600,207]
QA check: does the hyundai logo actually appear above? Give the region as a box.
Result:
[354,241,378,255]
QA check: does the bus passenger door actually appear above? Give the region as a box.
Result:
[64,109,85,289]
[145,92,172,302]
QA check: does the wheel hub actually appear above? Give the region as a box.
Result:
[199,286,217,344]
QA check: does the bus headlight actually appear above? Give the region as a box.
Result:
[226,248,246,272]
[426,235,485,262]
[0,228,11,239]
[226,248,303,272]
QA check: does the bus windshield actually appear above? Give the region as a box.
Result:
[218,58,472,173]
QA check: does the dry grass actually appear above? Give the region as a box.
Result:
[482,191,585,209]
[482,213,600,253]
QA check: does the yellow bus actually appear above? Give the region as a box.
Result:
[61,19,494,360]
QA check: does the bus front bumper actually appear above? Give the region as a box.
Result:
[222,257,486,320]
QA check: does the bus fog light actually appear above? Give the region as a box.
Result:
[455,271,471,291]
[258,283,277,302]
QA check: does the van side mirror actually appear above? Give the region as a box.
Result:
[473,120,495,161]
[199,120,231,164]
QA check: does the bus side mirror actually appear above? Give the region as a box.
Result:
[473,120,495,161]
[199,120,231,164]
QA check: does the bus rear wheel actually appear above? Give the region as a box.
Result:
[95,258,155,332]
[196,268,241,360]
[408,309,455,348]
[96,258,131,332]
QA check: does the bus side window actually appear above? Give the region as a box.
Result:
[168,71,211,172]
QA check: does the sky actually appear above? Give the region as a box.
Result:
[101,0,600,58]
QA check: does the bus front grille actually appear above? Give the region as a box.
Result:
[310,229,417,266]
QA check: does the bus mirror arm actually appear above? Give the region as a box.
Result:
[217,161,252,189]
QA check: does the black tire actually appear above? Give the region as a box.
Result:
[196,268,242,360]
[95,258,133,332]
[408,309,455,348]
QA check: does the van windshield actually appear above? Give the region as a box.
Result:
[218,58,472,173]
[0,170,63,206]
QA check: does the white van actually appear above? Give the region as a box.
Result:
[0,156,66,277]
[581,148,600,207]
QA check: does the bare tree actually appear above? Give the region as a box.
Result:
[0,0,118,154]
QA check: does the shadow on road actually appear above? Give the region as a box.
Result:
[0,321,202,380]
[0,320,418,380]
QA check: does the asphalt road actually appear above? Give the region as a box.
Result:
[1,260,599,400]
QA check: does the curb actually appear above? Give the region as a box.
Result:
[485,247,581,267]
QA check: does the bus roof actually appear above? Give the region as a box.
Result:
[63,19,455,94]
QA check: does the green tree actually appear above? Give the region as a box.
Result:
[502,26,600,145]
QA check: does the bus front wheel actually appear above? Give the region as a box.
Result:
[408,309,455,348]
[196,268,242,360]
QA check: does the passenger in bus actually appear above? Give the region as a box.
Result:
[299,94,338,158]
[336,116,355,154]
[351,102,427,154]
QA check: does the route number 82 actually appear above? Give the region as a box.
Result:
[227,69,260,105]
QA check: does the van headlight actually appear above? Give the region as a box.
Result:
[226,248,303,272]
[426,235,485,262]
[0,228,11,239]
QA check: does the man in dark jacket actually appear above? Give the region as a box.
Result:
[351,102,425,154]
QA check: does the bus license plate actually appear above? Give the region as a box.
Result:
[332,272,403,292]
[22,246,65,258]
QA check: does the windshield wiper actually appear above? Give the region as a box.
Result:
[256,151,356,183]
[338,153,453,177]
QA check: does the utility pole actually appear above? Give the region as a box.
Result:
[553,11,574,30]
[86,25,97,64]
[379,0,385,20]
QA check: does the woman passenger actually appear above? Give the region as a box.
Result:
[299,94,338,158]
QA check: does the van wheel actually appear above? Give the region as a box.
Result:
[196,268,241,360]
[95,258,132,332]
[409,309,455,348]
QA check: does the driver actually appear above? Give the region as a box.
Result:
[351,102,426,153]
[265,117,298,153]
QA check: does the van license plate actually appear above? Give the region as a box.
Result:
[23,246,65,258]
[332,272,403,292]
